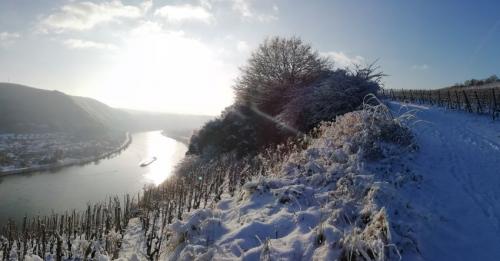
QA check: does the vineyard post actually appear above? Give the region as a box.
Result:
[56,233,63,261]
[462,90,472,113]
[492,88,498,120]
[41,223,46,259]
[474,90,483,114]
[455,91,461,110]
[22,216,28,259]
[447,90,452,109]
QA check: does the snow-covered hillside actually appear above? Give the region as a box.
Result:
[117,101,500,260]
[115,104,422,260]
[388,101,500,260]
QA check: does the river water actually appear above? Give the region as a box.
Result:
[0,131,187,225]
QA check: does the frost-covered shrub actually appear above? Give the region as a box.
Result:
[312,102,414,161]
[279,66,383,132]
[187,105,257,157]
[187,104,292,158]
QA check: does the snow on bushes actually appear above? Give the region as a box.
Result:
[162,103,421,260]
[278,67,383,132]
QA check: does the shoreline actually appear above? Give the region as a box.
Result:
[0,132,132,177]
[161,130,190,145]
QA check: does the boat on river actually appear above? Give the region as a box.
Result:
[139,157,157,167]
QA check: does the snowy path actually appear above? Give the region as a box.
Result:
[390,102,500,260]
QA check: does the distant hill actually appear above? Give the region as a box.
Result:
[71,95,132,131]
[0,83,212,136]
[0,83,107,135]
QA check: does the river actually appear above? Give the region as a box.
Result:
[0,131,187,226]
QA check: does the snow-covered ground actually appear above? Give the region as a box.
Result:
[389,101,500,260]
[110,101,500,261]
[143,106,420,260]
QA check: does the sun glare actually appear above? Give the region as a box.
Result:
[102,23,235,115]
[144,131,187,185]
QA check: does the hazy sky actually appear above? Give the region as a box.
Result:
[0,0,499,115]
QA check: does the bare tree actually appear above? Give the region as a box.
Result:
[234,36,330,115]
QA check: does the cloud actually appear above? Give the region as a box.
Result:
[63,38,118,51]
[0,32,20,47]
[323,51,365,69]
[411,64,429,70]
[234,0,278,22]
[140,0,153,14]
[154,4,214,24]
[199,0,213,9]
[39,0,144,33]
[209,0,278,22]
[236,40,250,52]
[231,0,252,17]
[272,4,279,12]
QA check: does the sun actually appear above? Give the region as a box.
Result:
[101,23,235,115]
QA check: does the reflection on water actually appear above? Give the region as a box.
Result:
[0,131,187,225]
[144,132,182,185]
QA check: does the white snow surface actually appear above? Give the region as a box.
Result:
[388,101,500,260]
[117,218,147,261]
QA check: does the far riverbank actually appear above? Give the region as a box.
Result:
[0,132,132,177]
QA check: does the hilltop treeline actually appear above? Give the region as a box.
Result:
[449,74,499,88]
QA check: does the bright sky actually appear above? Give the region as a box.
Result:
[0,0,499,115]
